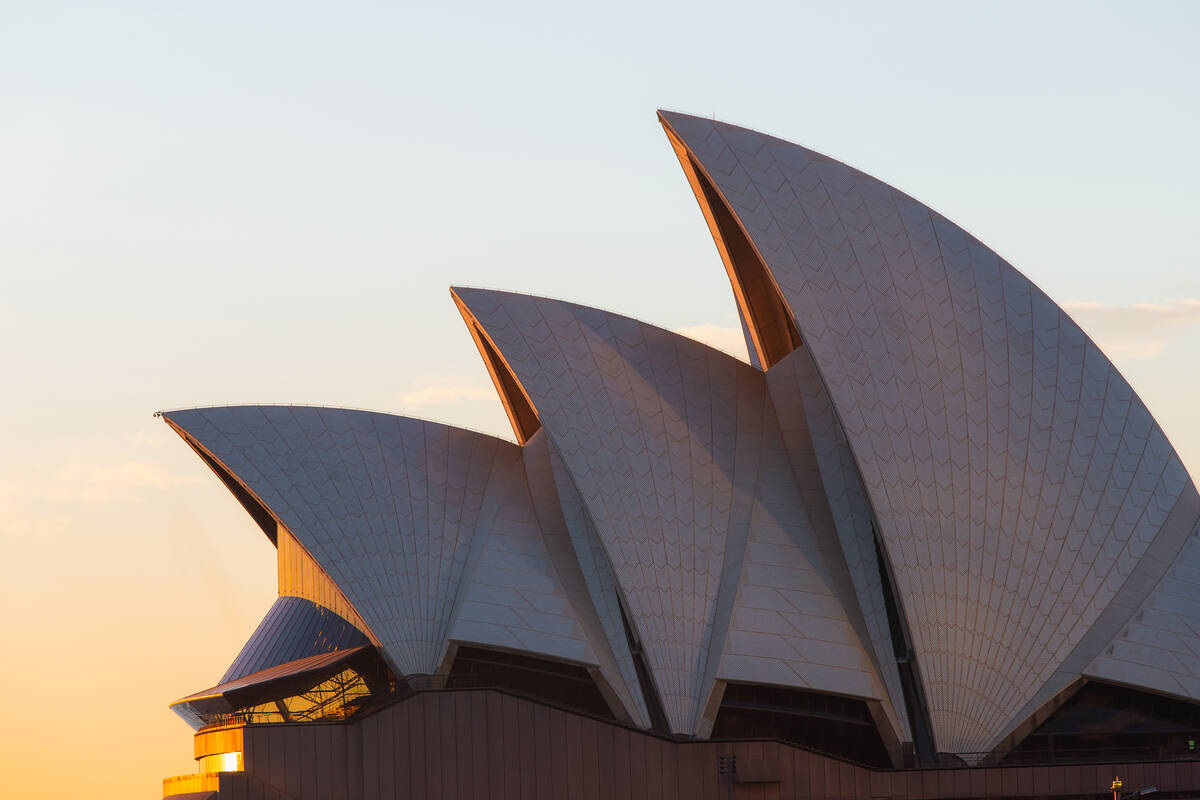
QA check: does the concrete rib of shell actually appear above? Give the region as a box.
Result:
[766,345,909,738]
[520,428,652,727]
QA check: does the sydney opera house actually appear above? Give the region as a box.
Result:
[161,111,1200,799]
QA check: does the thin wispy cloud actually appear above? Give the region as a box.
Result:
[398,380,498,408]
[1065,298,1200,360]
[395,379,517,440]
[673,323,750,363]
[0,433,200,541]
[49,460,196,504]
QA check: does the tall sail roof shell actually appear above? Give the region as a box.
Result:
[452,288,900,737]
[162,405,642,720]
[660,110,1200,755]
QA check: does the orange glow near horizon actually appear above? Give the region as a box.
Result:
[0,431,279,798]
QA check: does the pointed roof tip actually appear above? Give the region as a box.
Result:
[659,109,773,144]
[658,111,864,187]
[449,284,479,301]
[656,108,698,128]
[656,107,697,119]
[454,285,584,311]
[450,285,518,299]
[449,285,527,314]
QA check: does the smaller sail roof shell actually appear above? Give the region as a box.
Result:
[452,288,897,736]
[163,405,646,725]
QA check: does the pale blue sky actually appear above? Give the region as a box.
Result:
[1,2,1197,796]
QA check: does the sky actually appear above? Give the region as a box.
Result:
[1,1,1198,796]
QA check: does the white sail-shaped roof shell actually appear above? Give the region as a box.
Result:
[161,109,1200,762]
[163,405,647,724]
[660,109,1200,755]
[452,288,900,737]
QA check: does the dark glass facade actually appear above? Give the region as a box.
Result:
[1005,681,1200,766]
[711,682,893,768]
[444,646,616,720]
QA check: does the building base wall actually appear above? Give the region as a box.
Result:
[180,689,1200,800]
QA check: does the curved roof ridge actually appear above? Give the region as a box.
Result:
[657,108,1032,280]
[158,402,519,445]
[451,285,758,368]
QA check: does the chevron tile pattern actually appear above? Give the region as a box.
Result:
[525,429,652,727]
[452,288,893,736]
[162,111,1200,765]
[1086,518,1200,698]
[720,383,896,714]
[163,405,644,724]
[449,463,596,662]
[450,436,650,726]
[661,110,1200,754]
[766,345,908,735]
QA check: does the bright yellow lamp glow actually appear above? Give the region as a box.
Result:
[197,751,242,773]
